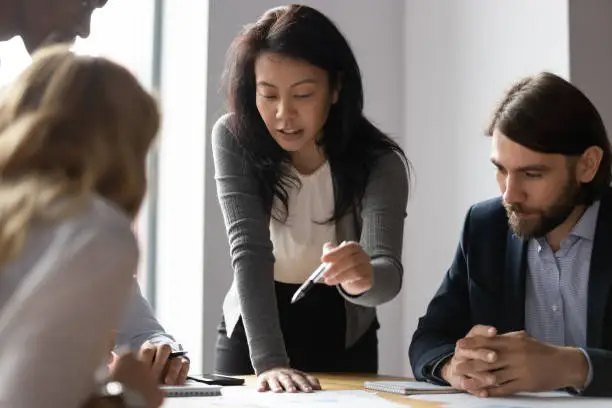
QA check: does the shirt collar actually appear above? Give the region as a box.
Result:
[570,200,600,241]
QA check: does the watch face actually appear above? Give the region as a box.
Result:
[105,381,124,397]
[101,381,146,408]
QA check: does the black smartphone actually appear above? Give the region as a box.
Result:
[187,373,245,386]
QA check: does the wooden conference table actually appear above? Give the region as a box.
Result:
[254,373,441,407]
[162,373,440,407]
[166,373,440,407]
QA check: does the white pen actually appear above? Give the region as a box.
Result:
[290,262,331,304]
[291,241,347,304]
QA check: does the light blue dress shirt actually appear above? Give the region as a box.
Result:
[525,201,600,389]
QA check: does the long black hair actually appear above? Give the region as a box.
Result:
[222,4,410,221]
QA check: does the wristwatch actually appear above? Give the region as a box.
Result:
[96,381,148,408]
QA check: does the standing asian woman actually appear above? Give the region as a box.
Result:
[212,4,411,393]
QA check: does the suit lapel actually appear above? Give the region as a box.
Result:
[503,231,528,332]
[587,189,612,348]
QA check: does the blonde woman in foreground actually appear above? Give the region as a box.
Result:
[0,46,163,408]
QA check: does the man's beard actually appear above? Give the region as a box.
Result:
[504,178,581,239]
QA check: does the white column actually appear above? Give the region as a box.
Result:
[155,0,209,373]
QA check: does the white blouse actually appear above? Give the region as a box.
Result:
[270,161,338,284]
[0,195,138,408]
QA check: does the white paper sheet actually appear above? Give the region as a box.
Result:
[215,388,408,407]
[407,391,612,407]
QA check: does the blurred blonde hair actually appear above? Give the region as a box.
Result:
[0,45,160,264]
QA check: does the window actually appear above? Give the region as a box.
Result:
[0,37,30,87]
[0,3,157,295]
[1,1,207,372]
[79,0,208,372]
[72,0,157,297]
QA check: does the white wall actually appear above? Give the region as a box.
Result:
[401,0,570,375]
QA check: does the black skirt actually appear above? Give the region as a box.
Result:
[214,281,379,374]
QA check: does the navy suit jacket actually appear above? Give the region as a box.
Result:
[409,187,612,396]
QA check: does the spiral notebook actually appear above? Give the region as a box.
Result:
[161,381,222,397]
[363,380,459,395]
